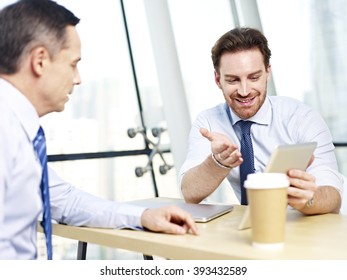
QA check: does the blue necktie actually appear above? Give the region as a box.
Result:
[238,121,255,205]
[33,126,52,260]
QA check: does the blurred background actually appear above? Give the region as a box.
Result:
[1,0,346,259]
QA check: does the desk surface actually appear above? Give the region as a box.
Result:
[43,205,347,260]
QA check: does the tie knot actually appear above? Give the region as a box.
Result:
[238,120,253,135]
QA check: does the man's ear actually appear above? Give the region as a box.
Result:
[214,70,222,89]
[30,47,49,77]
[266,64,271,82]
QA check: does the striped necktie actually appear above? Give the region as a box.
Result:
[238,121,255,205]
[33,126,52,260]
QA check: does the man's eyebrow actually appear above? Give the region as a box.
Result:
[224,70,263,78]
[224,74,238,78]
[248,70,263,76]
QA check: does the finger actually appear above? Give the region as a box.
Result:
[288,178,315,192]
[168,206,198,234]
[287,196,307,210]
[287,169,315,183]
[219,145,239,160]
[168,206,199,235]
[159,220,188,235]
[158,216,196,235]
[287,186,306,198]
[220,149,243,168]
[142,206,198,235]
[287,187,315,210]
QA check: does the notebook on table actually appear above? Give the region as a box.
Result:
[128,197,233,223]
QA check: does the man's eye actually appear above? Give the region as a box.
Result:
[250,76,260,81]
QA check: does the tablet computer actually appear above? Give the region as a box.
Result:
[265,142,317,173]
[128,197,233,223]
[238,142,317,230]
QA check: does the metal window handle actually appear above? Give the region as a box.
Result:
[127,126,173,177]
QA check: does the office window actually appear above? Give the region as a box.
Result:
[41,0,144,153]
[257,0,347,175]
[167,0,235,120]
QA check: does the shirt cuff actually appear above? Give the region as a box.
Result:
[114,203,147,230]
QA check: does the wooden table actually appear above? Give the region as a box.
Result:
[39,205,347,259]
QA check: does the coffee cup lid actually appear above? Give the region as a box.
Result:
[244,173,289,189]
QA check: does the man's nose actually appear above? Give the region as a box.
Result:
[237,81,250,96]
[74,69,81,85]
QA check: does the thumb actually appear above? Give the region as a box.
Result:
[200,128,213,141]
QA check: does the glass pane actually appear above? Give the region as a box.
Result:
[257,0,312,101]
[152,153,181,198]
[167,0,235,120]
[123,0,174,160]
[258,0,347,138]
[36,0,145,154]
[49,157,156,201]
[257,0,347,174]
[122,0,163,113]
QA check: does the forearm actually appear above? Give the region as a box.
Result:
[56,189,145,229]
[181,154,231,203]
[300,186,341,215]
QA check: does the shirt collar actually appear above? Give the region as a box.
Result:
[226,96,272,126]
[0,78,40,141]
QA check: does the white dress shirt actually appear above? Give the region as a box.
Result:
[0,78,146,259]
[179,96,344,202]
